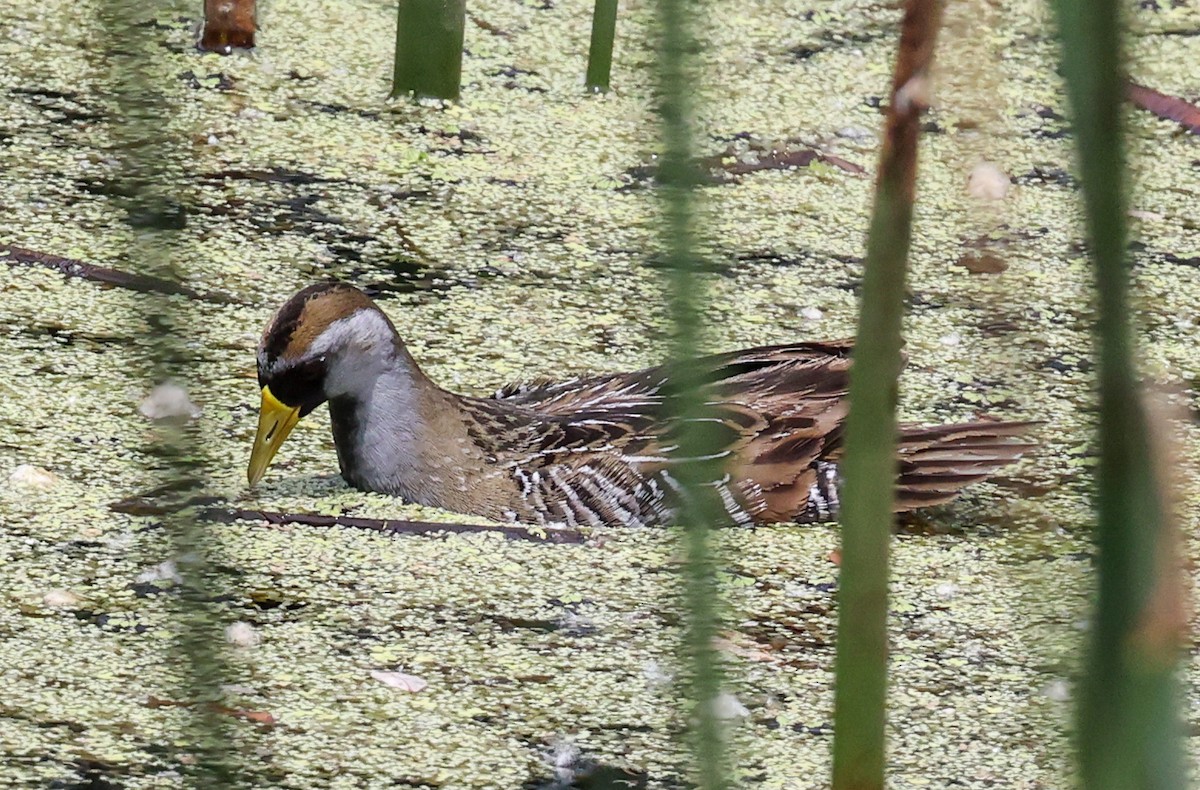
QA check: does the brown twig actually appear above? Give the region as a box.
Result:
[1,244,242,304]
[1127,81,1200,135]
[201,507,589,544]
[623,137,865,190]
[703,147,865,180]
[145,696,277,728]
[468,12,512,38]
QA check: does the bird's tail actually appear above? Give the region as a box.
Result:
[892,420,1040,512]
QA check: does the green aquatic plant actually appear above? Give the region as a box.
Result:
[831,2,944,788]
[391,0,466,100]
[586,0,619,93]
[1052,0,1187,786]
[653,0,729,785]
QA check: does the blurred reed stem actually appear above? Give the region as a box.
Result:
[653,0,729,786]
[831,2,943,787]
[585,0,618,93]
[199,0,256,53]
[1052,0,1187,786]
[100,1,240,783]
[391,0,466,100]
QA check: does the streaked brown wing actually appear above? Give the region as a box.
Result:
[486,341,863,525]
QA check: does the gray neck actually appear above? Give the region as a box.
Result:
[327,352,427,497]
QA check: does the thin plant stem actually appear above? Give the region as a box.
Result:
[99,1,240,783]
[830,2,944,788]
[585,0,618,93]
[391,0,467,100]
[1052,0,1187,786]
[653,0,729,786]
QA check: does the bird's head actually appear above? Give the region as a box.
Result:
[247,282,399,486]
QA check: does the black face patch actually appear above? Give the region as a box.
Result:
[263,358,328,417]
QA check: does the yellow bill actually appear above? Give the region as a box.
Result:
[247,385,302,486]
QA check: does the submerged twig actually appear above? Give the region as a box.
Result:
[1127,81,1200,135]
[145,696,277,728]
[1,244,243,304]
[467,12,512,38]
[701,141,865,179]
[623,140,864,190]
[201,508,589,544]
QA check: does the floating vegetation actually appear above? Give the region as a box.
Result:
[0,0,1196,786]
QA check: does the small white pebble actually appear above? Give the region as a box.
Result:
[549,739,581,771]
[43,589,80,608]
[934,582,958,599]
[895,74,932,111]
[836,125,872,141]
[939,332,962,347]
[206,134,220,145]
[783,582,821,599]
[369,670,428,692]
[712,691,750,720]
[1042,679,1071,702]
[139,383,201,422]
[137,559,182,584]
[967,162,1010,201]
[800,306,823,321]
[642,660,673,689]
[225,622,261,648]
[8,464,58,489]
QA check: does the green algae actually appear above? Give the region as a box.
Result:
[0,0,1198,786]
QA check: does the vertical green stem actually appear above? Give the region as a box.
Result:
[831,2,943,788]
[653,0,728,787]
[100,1,239,784]
[1052,1,1186,787]
[585,0,618,93]
[391,0,467,100]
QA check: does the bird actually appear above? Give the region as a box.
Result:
[248,282,1037,528]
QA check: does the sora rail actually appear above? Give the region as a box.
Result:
[248,283,1036,528]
